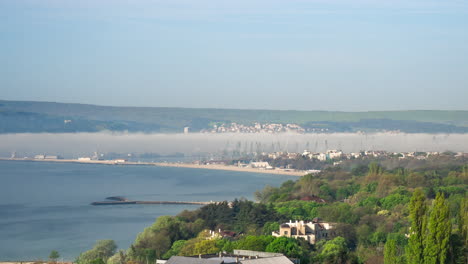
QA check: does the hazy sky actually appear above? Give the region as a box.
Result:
[1,0,467,111]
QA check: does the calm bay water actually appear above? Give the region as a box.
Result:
[0,160,295,261]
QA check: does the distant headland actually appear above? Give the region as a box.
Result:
[1,99,468,134]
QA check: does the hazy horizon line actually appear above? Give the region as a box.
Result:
[2,98,468,113]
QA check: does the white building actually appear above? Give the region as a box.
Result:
[272,219,335,244]
[326,150,343,159]
[316,153,327,161]
[250,162,273,169]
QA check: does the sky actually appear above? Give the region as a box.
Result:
[1,0,468,111]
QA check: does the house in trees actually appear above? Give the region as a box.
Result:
[272,218,335,244]
[209,229,237,239]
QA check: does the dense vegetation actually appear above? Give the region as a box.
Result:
[75,157,467,264]
[243,151,468,171]
[2,100,468,133]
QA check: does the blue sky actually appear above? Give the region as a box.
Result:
[1,0,467,111]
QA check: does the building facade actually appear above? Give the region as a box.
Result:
[272,218,335,244]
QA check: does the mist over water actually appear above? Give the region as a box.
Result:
[1,132,467,158]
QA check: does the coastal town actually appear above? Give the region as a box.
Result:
[14,148,467,164]
[3,0,468,262]
[197,122,420,134]
[5,149,467,178]
[201,123,309,134]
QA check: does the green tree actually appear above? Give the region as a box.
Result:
[49,250,60,262]
[317,203,358,224]
[197,201,232,229]
[366,162,383,183]
[370,231,386,246]
[265,236,303,258]
[107,250,126,264]
[162,240,187,259]
[318,237,349,264]
[151,231,172,259]
[333,223,358,250]
[424,192,451,264]
[221,240,234,253]
[406,189,427,264]
[381,193,410,210]
[235,235,275,252]
[193,239,220,255]
[89,259,105,264]
[384,238,397,264]
[459,197,467,248]
[262,222,279,235]
[75,240,117,264]
[447,234,465,264]
[131,215,191,261]
[254,185,277,203]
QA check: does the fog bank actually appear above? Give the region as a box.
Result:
[0,132,467,158]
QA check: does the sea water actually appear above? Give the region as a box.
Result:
[0,160,295,260]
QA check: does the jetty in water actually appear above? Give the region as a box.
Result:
[91,196,215,206]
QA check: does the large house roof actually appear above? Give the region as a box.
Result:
[166,256,224,264]
[240,256,294,264]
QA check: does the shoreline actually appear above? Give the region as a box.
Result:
[0,158,307,176]
[153,162,307,176]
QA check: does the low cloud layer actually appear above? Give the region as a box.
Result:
[1,132,467,159]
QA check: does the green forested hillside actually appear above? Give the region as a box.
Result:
[75,156,467,264]
[1,100,468,133]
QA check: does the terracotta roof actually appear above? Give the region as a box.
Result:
[220,230,236,237]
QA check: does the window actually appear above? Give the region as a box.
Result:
[284,231,288,235]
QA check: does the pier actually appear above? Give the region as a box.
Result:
[91,196,215,206]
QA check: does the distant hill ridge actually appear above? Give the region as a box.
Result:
[1,100,467,134]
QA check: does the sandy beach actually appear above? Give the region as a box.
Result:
[153,162,307,176]
[0,158,307,177]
